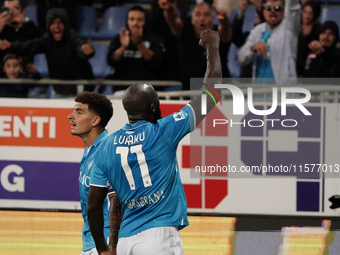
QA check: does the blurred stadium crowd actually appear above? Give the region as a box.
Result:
[0,0,340,98]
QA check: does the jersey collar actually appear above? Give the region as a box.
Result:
[92,129,109,148]
[123,120,150,131]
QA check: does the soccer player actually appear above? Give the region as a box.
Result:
[87,29,222,255]
[67,92,122,255]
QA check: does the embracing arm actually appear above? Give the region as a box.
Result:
[108,193,122,254]
[88,186,113,255]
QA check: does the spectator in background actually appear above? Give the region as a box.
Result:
[0,8,95,98]
[232,0,265,47]
[0,0,43,66]
[329,57,340,78]
[150,0,181,82]
[303,21,340,78]
[232,0,265,78]
[106,5,165,92]
[237,0,300,83]
[159,0,232,90]
[35,0,78,31]
[0,53,40,97]
[297,0,322,77]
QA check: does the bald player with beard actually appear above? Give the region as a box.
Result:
[87,29,222,255]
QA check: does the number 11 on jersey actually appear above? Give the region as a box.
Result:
[116,144,152,190]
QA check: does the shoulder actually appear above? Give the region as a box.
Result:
[158,105,192,124]
[247,23,266,38]
[101,133,115,145]
[252,22,266,32]
[102,130,122,144]
[92,135,112,162]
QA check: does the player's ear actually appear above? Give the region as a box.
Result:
[93,116,101,127]
[150,103,156,113]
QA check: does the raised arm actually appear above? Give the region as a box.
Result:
[285,0,300,35]
[189,29,222,126]
[214,7,232,43]
[0,12,10,33]
[159,0,184,38]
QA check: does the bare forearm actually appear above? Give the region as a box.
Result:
[88,205,110,253]
[163,8,183,38]
[252,0,263,11]
[218,19,232,43]
[0,22,5,33]
[112,46,126,62]
[108,193,122,253]
[194,46,222,125]
[204,47,222,81]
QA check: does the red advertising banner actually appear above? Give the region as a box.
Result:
[0,107,83,148]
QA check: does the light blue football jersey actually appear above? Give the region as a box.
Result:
[90,104,195,238]
[79,129,111,251]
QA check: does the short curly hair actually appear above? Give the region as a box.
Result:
[75,91,113,128]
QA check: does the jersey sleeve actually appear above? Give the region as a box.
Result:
[90,161,110,189]
[107,183,115,195]
[158,104,195,147]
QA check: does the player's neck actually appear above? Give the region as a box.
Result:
[82,129,104,148]
[128,114,156,125]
